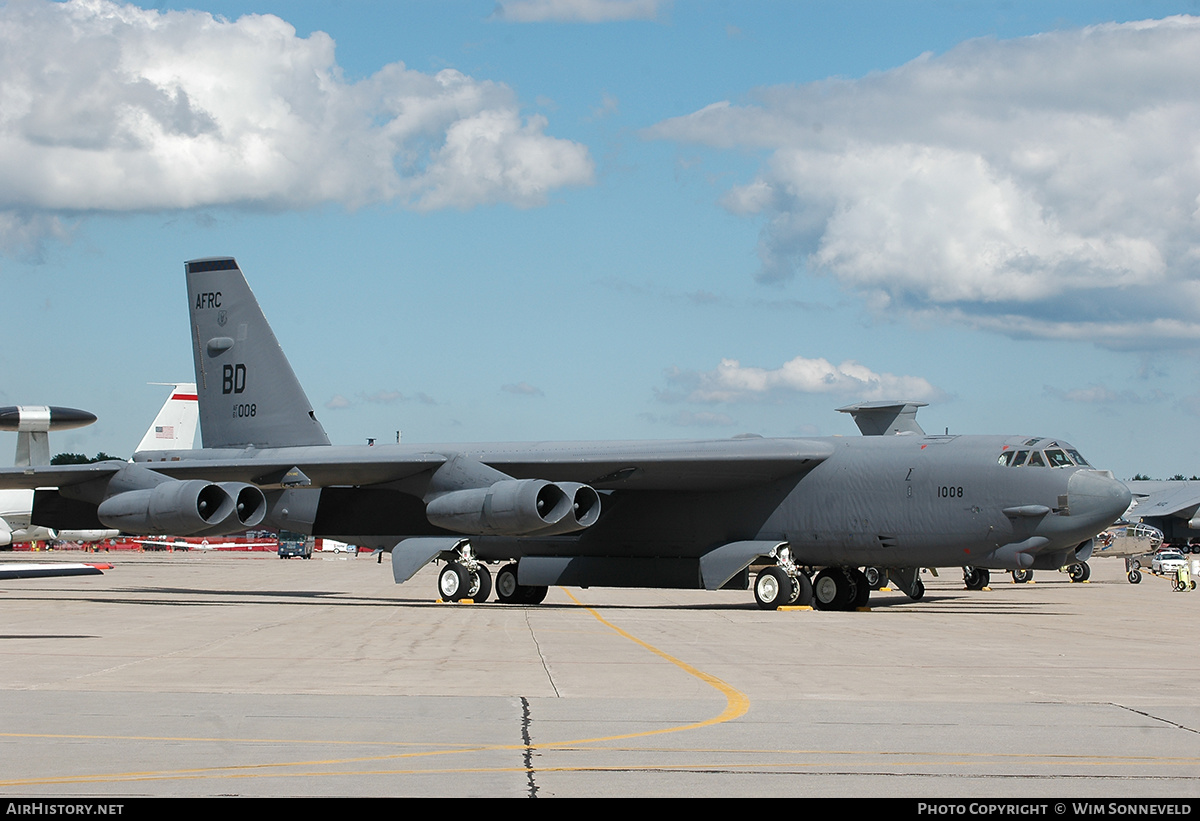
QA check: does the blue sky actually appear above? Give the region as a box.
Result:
[1,0,1199,480]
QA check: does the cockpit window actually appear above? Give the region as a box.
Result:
[1002,445,1089,468]
[1045,449,1073,468]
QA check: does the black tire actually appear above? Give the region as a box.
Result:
[754,566,791,610]
[813,567,855,611]
[964,567,988,590]
[909,578,925,601]
[863,566,885,589]
[494,563,546,604]
[1128,570,1142,584]
[520,585,548,605]
[792,572,814,607]
[1011,569,1033,583]
[438,563,471,602]
[849,567,871,608]
[472,565,492,603]
[495,563,521,603]
[1068,563,1088,583]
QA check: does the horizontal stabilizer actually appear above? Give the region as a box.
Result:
[837,401,927,436]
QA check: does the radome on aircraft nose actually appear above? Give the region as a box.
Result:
[1067,469,1132,527]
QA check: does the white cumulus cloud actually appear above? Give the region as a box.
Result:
[647,16,1200,347]
[492,0,663,23]
[661,356,943,404]
[0,0,593,249]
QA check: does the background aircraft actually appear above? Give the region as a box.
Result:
[1124,480,1200,552]
[1091,520,1164,583]
[0,384,197,548]
[0,259,1132,610]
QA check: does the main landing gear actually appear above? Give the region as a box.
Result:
[754,550,880,611]
[435,542,494,603]
[753,545,814,610]
[753,564,814,609]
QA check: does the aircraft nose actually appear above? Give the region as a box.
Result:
[1067,469,1132,528]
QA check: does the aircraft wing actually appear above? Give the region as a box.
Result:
[0,461,128,490]
[1126,480,1200,527]
[0,438,833,493]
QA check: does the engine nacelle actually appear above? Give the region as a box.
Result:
[97,481,236,536]
[527,481,602,536]
[426,479,587,536]
[213,482,268,531]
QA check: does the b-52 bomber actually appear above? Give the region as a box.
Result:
[0,258,1132,609]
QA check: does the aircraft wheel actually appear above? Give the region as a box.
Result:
[1011,569,1033,583]
[850,567,871,608]
[792,572,814,607]
[1068,562,1089,583]
[813,567,854,611]
[438,563,471,602]
[754,566,791,610]
[863,566,885,589]
[909,578,925,601]
[1128,569,1142,584]
[472,565,492,603]
[495,563,547,604]
[495,563,521,603]
[520,585,548,604]
[963,567,989,590]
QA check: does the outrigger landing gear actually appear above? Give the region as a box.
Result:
[435,542,493,603]
[753,545,813,610]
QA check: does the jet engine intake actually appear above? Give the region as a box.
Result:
[425,478,598,536]
[217,482,268,530]
[528,481,602,536]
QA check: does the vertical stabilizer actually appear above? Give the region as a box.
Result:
[185,258,330,449]
[135,383,200,452]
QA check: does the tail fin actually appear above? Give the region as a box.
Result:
[134,383,199,452]
[185,258,330,449]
